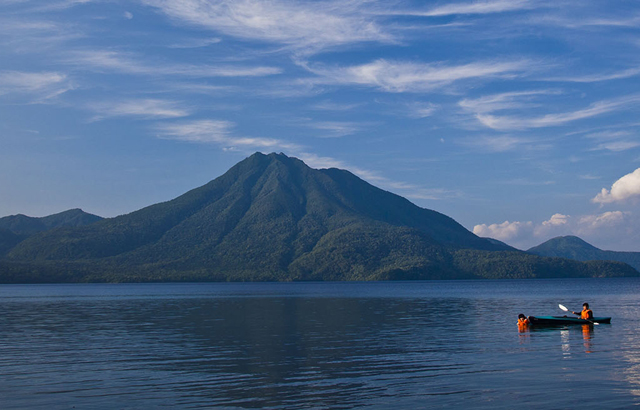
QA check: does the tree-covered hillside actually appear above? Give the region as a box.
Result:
[0,153,637,283]
[528,236,640,272]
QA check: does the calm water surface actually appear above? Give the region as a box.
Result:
[1,279,640,409]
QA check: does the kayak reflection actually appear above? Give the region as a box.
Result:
[583,324,594,353]
[525,324,598,354]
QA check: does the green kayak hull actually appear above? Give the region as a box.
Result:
[528,315,611,326]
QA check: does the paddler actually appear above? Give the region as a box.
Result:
[572,302,594,320]
[517,313,529,326]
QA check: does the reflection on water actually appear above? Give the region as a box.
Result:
[1,279,640,409]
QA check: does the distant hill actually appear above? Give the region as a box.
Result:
[1,153,637,283]
[528,236,640,271]
[0,209,103,257]
[0,209,103,235]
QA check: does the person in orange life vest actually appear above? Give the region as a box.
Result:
[572,303,593,320]
[517,313,529,326]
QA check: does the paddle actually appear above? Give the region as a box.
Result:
[558,304,599,325]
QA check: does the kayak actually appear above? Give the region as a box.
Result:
[528,315,611,326]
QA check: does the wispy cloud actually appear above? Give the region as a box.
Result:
[18,0,95,12]
[167,37,222,49]
[302,58,530,93]
[141,0,392,54]
[545,67,640,83]
[0,18,83,51]
[155,119,302,151]
[591,141,640,152]
[311,100,362,111]
[571,129,640,152]
[456,135,534,152]
[475,94,640,131]
[593,168,640,204]
[0,70,72,101]
[535,14,640,29]
[67,50,282,77]
[458,89,560,114]
[405,102,438,118]
[307,121,362,138]
[296,151,458,200]
[90,99,191,121]
[396,0,534,17]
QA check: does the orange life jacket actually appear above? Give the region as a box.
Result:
[581,309,593,320]
[518,317,529,326]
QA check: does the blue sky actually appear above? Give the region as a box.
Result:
[1,0,640,251]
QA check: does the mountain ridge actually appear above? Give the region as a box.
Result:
[0,209,103,257]
[1,153,637,282]
[528,235,640,271]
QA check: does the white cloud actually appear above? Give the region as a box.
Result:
[0,18,83,52]
[90,99,190,120]
[311,101,362,111]
[67,50,282,77]
[124,11,133,20]
[406,102,437,118]
[0,70,72,100]
[592,141,640,152]
[475,210,635,250]
[408,0,534,17]
[579,130,640,152]
[458,89,560,114]
[578,211,626,230]
[303,58,530,93]
[141,0,392,54]
[546,67,640,83]
[0,71,65,93]
[584,130,632,140]
[533,213,570,237]
[308,121,362,138]
[167,37,222,49]
[456,135,532,152]
[535,15,640,30]
[155,119,302,151]
[296,152,459,200]
[542,213,569,226]
[23,0,95,12]
[473,220,534,241]
[476,94,640,131]
[593,168,640,204]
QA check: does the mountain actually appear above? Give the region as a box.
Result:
[528,236,640,271]
[0,209,103,257]
[1,153,637,283]
[0,229,23,256]
[481,237,518,251]
[0,209,103,235]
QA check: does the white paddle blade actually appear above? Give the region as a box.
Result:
[559,304,569,312]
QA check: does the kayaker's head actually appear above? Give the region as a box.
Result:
[518,313,526,320]
[583,303,589,309]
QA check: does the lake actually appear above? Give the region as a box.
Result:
[2,279,640,409]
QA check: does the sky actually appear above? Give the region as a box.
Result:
[1,0,640,251]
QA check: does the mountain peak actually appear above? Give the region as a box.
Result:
[528,235,640,272]
[528,235,600,254]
